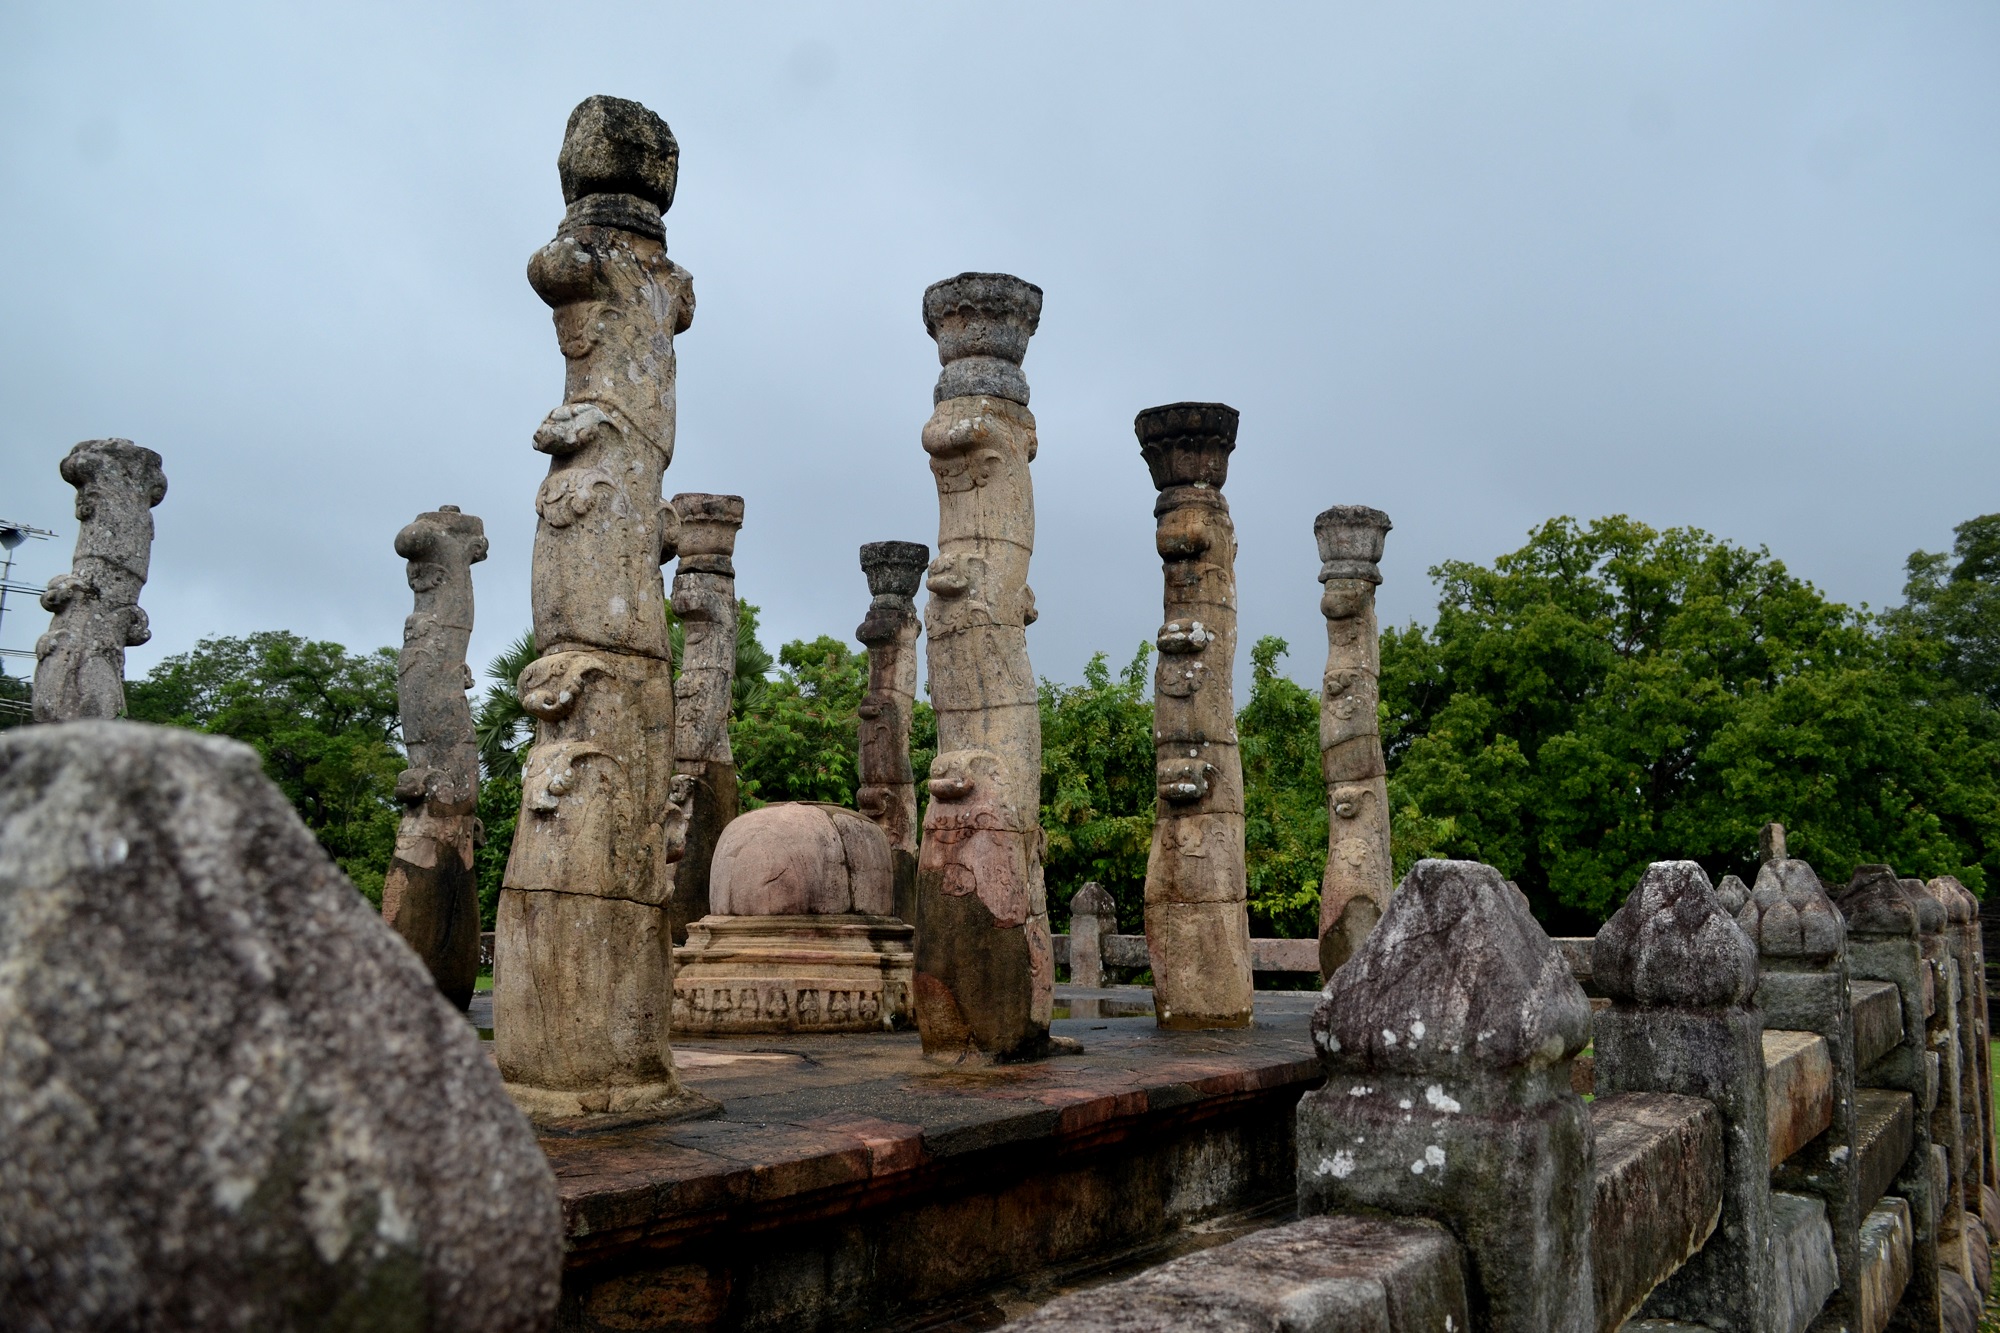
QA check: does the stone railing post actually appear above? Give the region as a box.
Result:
[1737,836,1862,1324]
[1931,876,1993,1218]
[1312,504,1393,977]
[495,96,703,1125]
[1592,861,1768,1331]
[1299,858,1596,1332]
[1068,882,1115,989]
[1911,875,1978,1298]
[665,492,743,943]
[855,539,928,924]
[1137,402,1253,1030]
[382,506,488,1010]
[32,439,167,723]
[1836,865,1943,1329]
[912,272,1054,1064]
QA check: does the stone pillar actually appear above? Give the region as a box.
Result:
[1068,882,1115,990]
[1591,861,1768,1332]
[1312,504,1393,977]
[32,439,167,723]
[1742,844,1863,1325]
[1911,875,1975,1296]
[855,539,927,925]
[495,96,703,1125]
[1932,876,1994,1215]
[912,271,1053,1064]
[382,506,488,1010]
[665,493,743,944]
[1837,865,1942,1330]
[1137,403,1253,1030]
[1298,858,1596,1333]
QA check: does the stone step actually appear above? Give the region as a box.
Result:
[1851,980,1904,1074]
[1591,1093,1724,1331]
[1764,1031,1835,1168]
[1770,1192,1839,1333]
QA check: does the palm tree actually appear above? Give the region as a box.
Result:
[475,630,537,780]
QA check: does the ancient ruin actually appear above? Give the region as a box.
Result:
[665,492,744,943]
[672,801,914,1033]
[381,505,488,1010]
[1136,402,1254,1028]
[493,95,702,1124]
[32,438,166,723]
[1313,503,1394,976]
[911,272,1056,1063]
[854,538,927,922]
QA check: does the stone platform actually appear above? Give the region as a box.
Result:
[506,986,1323,1333]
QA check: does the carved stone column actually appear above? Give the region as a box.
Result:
[912,272,1053,1063]
[855,539,927,924]
[494,95,703,1125]
[382,506,487,1010]
[1137,403,1253,1029]
[33,439,166,723]
[665,492,743,944]
[1313,504,1393,977]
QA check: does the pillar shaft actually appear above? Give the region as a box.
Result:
[33,439,166,723]
[912,272,1053,1063]
[1138,403,1252,1029]
[856,540,927,924]
[1313,505,1393,977]
[382,506,487,1009]
[665,493,743,943]
[495,96,700,1123]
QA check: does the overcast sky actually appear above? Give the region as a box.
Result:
[2,3,1995,696]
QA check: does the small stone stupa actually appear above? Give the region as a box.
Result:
[672,803,916,1034]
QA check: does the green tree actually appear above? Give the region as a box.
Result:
[1885,513,2000,709]
[731,629,868,806]
[1379,516,2000,927]
[125,631,404,904]
[1236,636,1327,937]
[0,671,28,730]
[1038,646,1157,930]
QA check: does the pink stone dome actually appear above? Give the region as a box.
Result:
[708,803,895,917]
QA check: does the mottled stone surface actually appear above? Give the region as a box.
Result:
[497,96,698,1124]
[1853,1196,1914,1333]
[1764,1030,1835,1168]
[0,722,559,1333]
[1312,504,1392,977]
[1299,859,1595,1333]
[382,506,487,1010]
[855,539,927,914]
[1590,1092,1724,1331]
[914,273,1054,1064]
[1592,861,1768,1333]
[32,439,166,723]
[1770,1191,1839,1333]
[1138,403,1252,1030]
[995,1214,1469,1333]
[1853,979,1906,1074]
[1068,881,1116,988]
[665,493,743,943]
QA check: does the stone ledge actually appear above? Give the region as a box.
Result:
[1591,1092,1724,1332]
[1852,980,1903,1073]
[1851,1088,1917,1219]
[995,1214,1469,1333]
[1764,1031,1835,1168]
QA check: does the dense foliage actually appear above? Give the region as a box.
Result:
[124,631,404,904]
[1038,647,1157,931]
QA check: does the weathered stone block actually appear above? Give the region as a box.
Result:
[996,1214,1469,1333]
[1771,1191,1839,1333]
[1844,1195,1913,1333]
[1852,980,1905,1075]
[1766,1030,1836,1168]
[1591,1092,1724,1331]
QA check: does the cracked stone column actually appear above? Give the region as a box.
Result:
[665,492,743,944]
[32,439,166,723]
[382,506,488,1010]
[912,272,1053,1064]
[1298,858,1596,1333]
[1838,865,1944,1329]
[1313,504,1393,977]
[1137,402,1253,1029]
[1592,861,1771,1332]
[494,95,703,1124]
[855,539,928,924]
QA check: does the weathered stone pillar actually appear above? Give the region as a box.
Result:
[1592,861,1770,1332]
[912,272,1053,1064]
[32,439,166,723]
[495,95,702,1125]
[1743,839,1863,1325]
[1312,504,1393,977]
[665,492,743,944]
[1298,858,1596,1333]
[1932,876,1992,1218]
[1911,875,1977,1299]
[1837,865,1943,1331]
[1067,882,1115,990]
[1137,403,1253,1030]
[382,506,488,1010]
[855,539,927,924]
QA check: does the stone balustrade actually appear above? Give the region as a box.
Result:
[1007,852,1995,1333]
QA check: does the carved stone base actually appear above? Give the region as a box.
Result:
[673,914,915,1034]
[512,1083,722,1136]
